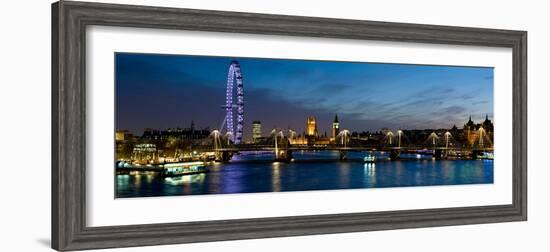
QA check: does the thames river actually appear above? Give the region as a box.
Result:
[116,151,493,198]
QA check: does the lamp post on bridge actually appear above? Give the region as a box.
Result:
[210,130,222,161]
[397,130,403,149]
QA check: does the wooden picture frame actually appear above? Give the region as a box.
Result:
[52,1,527,251]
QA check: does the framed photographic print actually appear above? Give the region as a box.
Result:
[52,1,527,251]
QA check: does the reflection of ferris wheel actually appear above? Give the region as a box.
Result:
[221,61,244,144]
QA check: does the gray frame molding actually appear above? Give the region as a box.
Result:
[52,1,527,251]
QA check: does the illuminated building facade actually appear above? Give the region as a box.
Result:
[115,130,136,160]
[131,143,158,163]
[141,126,210,141]
[306,116,318,137]
[116,130,133,142]
[252,121,262,143]
[116,130,125,141]
[464,115,494,147]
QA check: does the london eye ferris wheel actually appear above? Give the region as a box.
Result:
[221,60,244,144]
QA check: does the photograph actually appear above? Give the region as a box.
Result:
[115,53,495,198]
[0,0,538,251]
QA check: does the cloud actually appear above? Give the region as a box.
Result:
[410,86,455,98]
[434,105,467,115]
[116,54,494,135]
[310,83,352,94]
[472,100,489,105]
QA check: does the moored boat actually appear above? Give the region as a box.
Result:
[162,165,209,177]
[477,152,494,160]
[116,161,209,177]
[363,155,376,163]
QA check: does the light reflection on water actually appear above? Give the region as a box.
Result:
[165,174,205,186]
[363,163,376,187]
[116,151,493,198]
[272,163,281,192]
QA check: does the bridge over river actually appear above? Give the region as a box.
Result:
[200,126,494,162]
[192,143,493,162]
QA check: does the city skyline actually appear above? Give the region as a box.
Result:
[118,113,492,139]
[116,53,494,140]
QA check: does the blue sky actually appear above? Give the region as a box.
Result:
[116,53,493,140]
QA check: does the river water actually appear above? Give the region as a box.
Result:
[116,151,493,198]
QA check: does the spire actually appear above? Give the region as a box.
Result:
[465,115,475,128]
[483,114,491,125]
[334,114,339,123]
[467,115,474,124]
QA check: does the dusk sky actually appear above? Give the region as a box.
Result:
[116,53,493,140]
